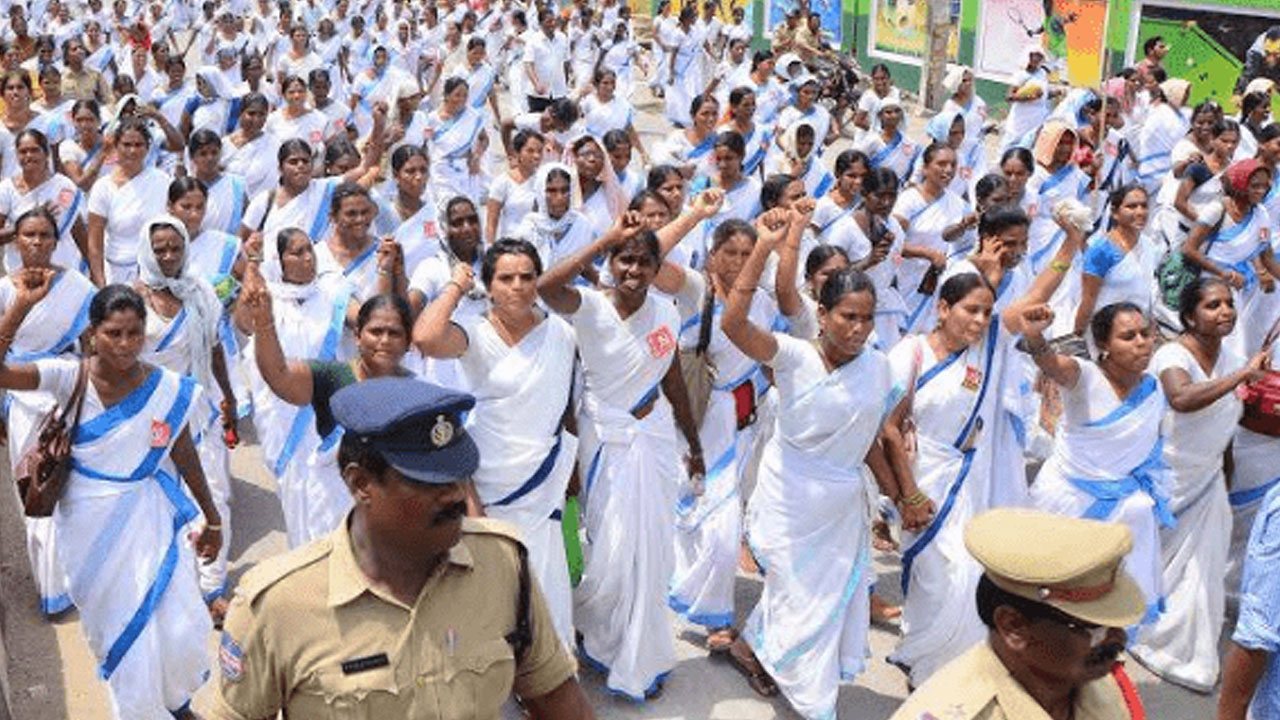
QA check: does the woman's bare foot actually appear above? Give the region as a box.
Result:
[872,519,898,552]
[870,592,901,623]
[725,638,779,696]
[738,541,760,574]
[706,627,738,654]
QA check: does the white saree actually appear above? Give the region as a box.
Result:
[744,336,891,720]
[1130,342,1243,691]
[570,287,681,701]
[37,362,210,719]
[1030,361,1170,624]
[457,311,577,647]
[0,270,94,616]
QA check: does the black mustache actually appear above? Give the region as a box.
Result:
[432,502,467,525]
[1086,643,1124,666]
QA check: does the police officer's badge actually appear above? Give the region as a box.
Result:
[430,414,454,448]
[219,633,245,683]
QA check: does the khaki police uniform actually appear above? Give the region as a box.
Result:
[888,641,1132,720]
[890,508,1148,720]
[195,515,576,720]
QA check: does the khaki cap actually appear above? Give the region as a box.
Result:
[964,508,1146,628]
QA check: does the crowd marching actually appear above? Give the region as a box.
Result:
[0,0,1279,717]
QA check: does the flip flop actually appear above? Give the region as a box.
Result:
[725,647,779,697]
[706,627,738,655]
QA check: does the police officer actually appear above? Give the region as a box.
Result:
[890,508,1147,720]
[195,377,595,720]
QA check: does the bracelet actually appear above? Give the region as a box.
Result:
[445,280,465,292]
[205,524,222,531]
[1025,339,1051,357]
[1049,260,1071,273]
[731,285,757,294]
[896,490,929,507]
[245,254,263,263]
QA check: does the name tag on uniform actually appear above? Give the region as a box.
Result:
[341,653,390,675]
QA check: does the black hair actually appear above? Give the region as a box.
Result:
[938,272,994,307]
[760,173,796,211]
[278,137,314,165]
[862,166,900,196]
[337,432,391,480]
[1242,92,1271,122]
[548,99,579,129]
[1000,146,1035,173]
[187,128,222,155]
[571,134,602,154]
[975,574,1072,629]
[113,116,151,146]
[715,130,745,157]
[1107,183,1148,217]
[481,238,543,287]
[391,144,428,173]
[329,181,371,216]
[324,137,360,171]
[592,66,617,85]
[1214,118,1241,139]
[710,218,755,255]
[628,189,670,214]
[870,63,891,77]
[1178,275,1233,331]
[281,74,307,93]
[308,67,331,86]
[13,206,57,238]
[974,174,1009,206]
[978,203,1030,238]
[89,284,147,327]
[444,195,477,225]
[818,267,876,310]
[1143,36,1164,56]
[1259,123,1280,144]
[275,227,309,259]
[750,49,774,72]
[14,127,48,155]
[920,142,955,167]
[355,293,412,334]
[541,168,573,203]
[795,124,815,144]
[71,98,101,120]
[1148,66,1167,84]
[1091,301,1145,347]
[689,93,717,120]
[443,76,468,97]
[834,149,869,177]
[804,244,849,280]
[607,229,661,265]
[167,176,208,203]
[647,164,682,192]
[728,86,755,107]
[512,129,544,153]
[603,129,631,152]
[240,91,270,114]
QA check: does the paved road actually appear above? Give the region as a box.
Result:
[1,83,1226,720]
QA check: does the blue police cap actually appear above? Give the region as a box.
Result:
[330,377,479,484]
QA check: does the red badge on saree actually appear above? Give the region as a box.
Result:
[646,325,676,358]
[57,188,74,209]
[424,220,438,238]
[962,365,982,392]
[150,420,171,448]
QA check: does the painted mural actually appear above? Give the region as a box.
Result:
[976,0,1108,85]
[766,0,842,46]
[869,0,958,60]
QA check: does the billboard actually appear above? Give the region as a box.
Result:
[976,0,1108,86]
[869,0,958,61]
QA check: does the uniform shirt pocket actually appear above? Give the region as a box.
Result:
[437,638,516,720]
[289,664,404,720]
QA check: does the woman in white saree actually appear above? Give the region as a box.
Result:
[514,164,596,272]
[86,118,171,285]
[1136,78,1191,194]
[718,209,918,719]
[0,281,222,720]
[414,238,577,647]
[0,209,95,617]
[220,94,281,201]
[1129,277,1268,691]
[538,211,705,701]
[0,129,87,274]
[234,228,355,547]
[1026,301,1168,624]
[426,77,489,206]
[887,207,1084,686]
[134,215,239,621]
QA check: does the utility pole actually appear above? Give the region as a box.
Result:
[920,0,954,111]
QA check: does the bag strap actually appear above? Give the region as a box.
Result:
[1262,311,1280,352]
[60,359,90,428]
[258,190,276,233]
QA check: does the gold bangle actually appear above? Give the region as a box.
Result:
[205,524,222,531]
[731,285,756,293]
[245,254,263,263]
[1049,260,1071,273]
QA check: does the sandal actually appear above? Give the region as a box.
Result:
[724,643,779,697]
[706,627,738,655]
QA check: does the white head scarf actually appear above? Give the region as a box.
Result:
[525,162,585,242]
[195,65,236,101]
[140,214,224,391]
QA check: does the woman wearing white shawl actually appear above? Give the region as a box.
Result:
[0,279,222,719]
[221,93,282,201]
[1226,340,1280,597]
[0,208,95,617]
[1026,302,1169,625]
[652,93,721,181]
[1129,277,1264,691]
[1137,79,1191,194]
[414,238,578,647]
[1001,46,1052,152]
[514,163,595,271]
[0,129,87,274]
[891,144,970,335]
[183,66,239,138]
[664,7,705,128]
[1024,121,1094,274]
[539,211,705,701]
[765,122,834,199]
[854,98,919,186]
[718,209,910,719]
[234,228,356,547]
[86,118,171,285]
[940,65,989,180]
[135,214,239,620]
[887,217,1084,686]
[825,167,907,348]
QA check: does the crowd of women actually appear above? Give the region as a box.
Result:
[0,0,1276,717]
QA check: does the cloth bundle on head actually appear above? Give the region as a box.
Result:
[1032,119,1076,168]
[1225,158,1265,195]
[1102,77,1132,112]
[139,214,225,393]
[196,65,237,101]
[778,121,815,162]
[924,110,964,145]
[942,64,968,98]
[1159,78,1192,108]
